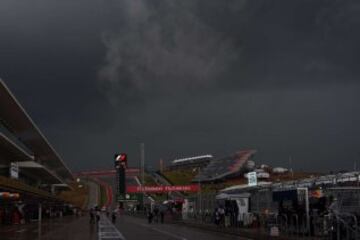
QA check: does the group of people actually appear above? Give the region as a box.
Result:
[210,204,246,228]
[89,206,118,224]
[214,206,226,226]
[147,206,165,224]
[89,207,101,224]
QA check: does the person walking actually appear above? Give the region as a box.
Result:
[153,206,159,223]
[219,206,225,227]
[160,210,165,224]
[214,208,220,226]
[96,209,101,223]
[111,210,116,224]
[89,208,95,224]
[147,210,153,224]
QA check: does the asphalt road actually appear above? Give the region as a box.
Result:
[1,214,251,240]
[114,215,251,240]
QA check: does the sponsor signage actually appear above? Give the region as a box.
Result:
[10,162,19,179]
[126,185,200,193]
[247,171,257,186]
[114,153,127,197]
[114,153,127,169]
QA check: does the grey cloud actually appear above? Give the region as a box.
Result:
[98,0,360,103]
[98,0,239,104]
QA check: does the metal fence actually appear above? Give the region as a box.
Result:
[123,207,360,239]
[180,211,360,240]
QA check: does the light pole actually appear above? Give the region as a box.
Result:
[38,202,42,238]
[198,167,202,219]
[140,143,145,209]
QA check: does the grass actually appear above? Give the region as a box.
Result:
[98,184,108,207]
[144,174,157,186]
[57,182,89,209]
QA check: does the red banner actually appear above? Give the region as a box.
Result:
[126,185,200,193]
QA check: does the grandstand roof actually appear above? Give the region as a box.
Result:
[193,150,256,182]
[219,171,360,194]
[220,181,272,193]
[0,131,34,162]
[0,79,73,182]
[172,154,213,164]
[17,161,64,184]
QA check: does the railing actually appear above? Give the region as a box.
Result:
[178,210,360,240]
[123,207,360,240]
[329,213,360,240]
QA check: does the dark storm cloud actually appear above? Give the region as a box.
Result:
[98,0,239,104]
[99,0,360,96]
[1,0,360,172]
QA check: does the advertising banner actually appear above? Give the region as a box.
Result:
[126,184,200,193]
[247,171,257,186]
[10,162,19,179]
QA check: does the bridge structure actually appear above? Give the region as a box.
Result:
[75,168,140,177]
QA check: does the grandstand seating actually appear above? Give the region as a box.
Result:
[193,150,256,182]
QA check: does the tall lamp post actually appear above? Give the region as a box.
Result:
[193,166,202,221]
[198,167,202,218]
[140,143,145,209]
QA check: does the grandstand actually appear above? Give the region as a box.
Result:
[0,79,73,200]
[193,150,256,183]
[0,79,81,226]
[0,80,73,183]
[168,154,213,170]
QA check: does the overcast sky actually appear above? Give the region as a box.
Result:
[1,0,360,172]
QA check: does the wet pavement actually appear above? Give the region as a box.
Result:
[1,214,252,240]
[0,215,97,240]
[114,215,252,240]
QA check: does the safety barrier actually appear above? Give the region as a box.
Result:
[181,211,360,240]
[125,208,360,239]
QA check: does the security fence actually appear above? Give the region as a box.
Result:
[124,204,360,239]
[181,210,360,240]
